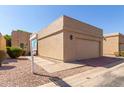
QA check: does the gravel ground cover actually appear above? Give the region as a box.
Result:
[0,57,93,87]
[0,56,123,87]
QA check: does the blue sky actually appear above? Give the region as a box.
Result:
[0,5,124,35]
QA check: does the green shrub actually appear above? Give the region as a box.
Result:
[7,47,23,58]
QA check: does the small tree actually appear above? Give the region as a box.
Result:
[4,34,11,47]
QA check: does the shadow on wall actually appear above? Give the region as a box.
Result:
[34,73,71,87]
[70,56,124,68]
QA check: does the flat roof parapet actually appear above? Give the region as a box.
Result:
[104,32,124,38]
[38,15,103,39]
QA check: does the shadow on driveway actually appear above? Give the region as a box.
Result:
[34,73,71,87]
[69,56,124,68]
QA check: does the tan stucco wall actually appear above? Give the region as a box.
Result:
[63,16,102,38]
[37,16,63,40]
[63,16,103,61]
[37,16,64,61]
[0,35,6,51]
[38,32,64,61]
[64,30,103,62]
[103,34,124,55]
[119,34,124,51]
[12,31,31,55]
[38,16,103,62]
[103,35,119,55]
[0,34,6,59]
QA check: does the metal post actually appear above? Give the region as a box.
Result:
[30,35,34,74]
[31,50,34,74]
[30,33,37,74]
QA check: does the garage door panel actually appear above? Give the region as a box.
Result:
[76,38,99,60]
[120,44,124,51]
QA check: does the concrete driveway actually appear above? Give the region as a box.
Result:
[41,57,124,87]
[28,56,124,73]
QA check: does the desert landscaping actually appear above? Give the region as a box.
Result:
[1,13,124,87]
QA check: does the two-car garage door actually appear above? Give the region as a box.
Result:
[76,38,100,60]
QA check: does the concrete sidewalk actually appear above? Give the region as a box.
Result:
[40,60,124,87]
[27,56,85,73]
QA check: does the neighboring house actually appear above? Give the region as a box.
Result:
[11,31,31,55]
[103,33,124,55]
[37,15,103,62]
[0,33,6,60]
[0,33,6,51]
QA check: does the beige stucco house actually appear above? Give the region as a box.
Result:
[103,33,124,55]
[0,33,6,60]
[0,33,6,51]
[37,16,103,62]
[12,31,31,55]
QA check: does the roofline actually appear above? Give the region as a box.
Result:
[12,30,32,34]
[37,15,102,34]
[104,32,120,36]
[63,15,102,31]
[104,32,124,38]
[37,15,64,34]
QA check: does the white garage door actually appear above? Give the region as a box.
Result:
[76,38,100,60]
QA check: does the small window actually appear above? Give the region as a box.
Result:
[70,35,73,40]
[20,43,24,49]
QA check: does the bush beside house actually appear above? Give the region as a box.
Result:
[7,47,23,59]
[4,34,11,47]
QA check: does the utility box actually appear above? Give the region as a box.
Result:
[38,16,103,62]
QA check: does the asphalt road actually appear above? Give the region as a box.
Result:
[98,65,124,87]
[82,64,124,87]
